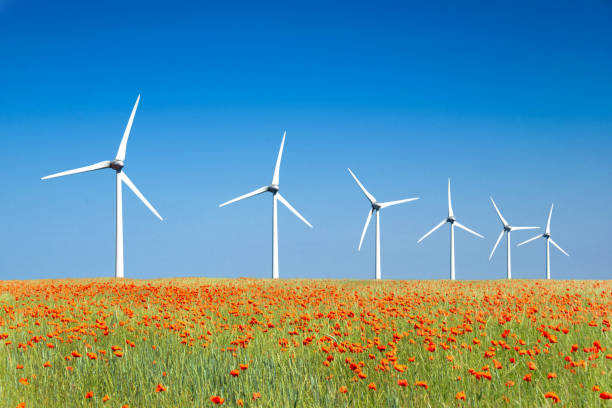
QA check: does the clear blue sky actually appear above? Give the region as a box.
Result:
[1,1,610,280]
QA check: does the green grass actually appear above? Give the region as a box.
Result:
[0,278,610,407]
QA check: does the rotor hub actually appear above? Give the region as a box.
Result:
[268,184,279,193]
[447,216,455,223]
[372,202,381,210]
[110,160,124,171]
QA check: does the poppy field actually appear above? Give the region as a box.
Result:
[0,278,610,407]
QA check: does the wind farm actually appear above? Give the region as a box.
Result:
[1,1,610,407]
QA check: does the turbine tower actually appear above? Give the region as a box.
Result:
[417,179,483,280]
[219,132,312,279]
[347,168,419,280]
[41,95,163,278]
[488,197,539,279]
[517,204,569,279]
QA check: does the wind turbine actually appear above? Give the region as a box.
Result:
[347,169,419,280]
[219,131,312,279]
[417,179,483,280]
[488,197,539,279]
[41,95,163,278]
[517,204,569,279]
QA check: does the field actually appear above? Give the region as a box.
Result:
[0,279,610,407]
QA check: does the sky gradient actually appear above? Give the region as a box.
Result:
[1,1,611,280]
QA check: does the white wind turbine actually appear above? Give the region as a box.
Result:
[347,169,419,280]
[417,179,483,280]
[41,95,163,278]
[517,204,569,279]
[219,132,312,279]
[488,197,539,280]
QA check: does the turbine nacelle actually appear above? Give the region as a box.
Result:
[110,160,125,171]
[447,216,455,223]
[504,225,512,232]
[267,184,279,194]
[372,202,382,210]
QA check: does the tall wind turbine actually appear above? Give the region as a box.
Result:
[417,179,483,280]
[219,132,312,279]
[488,197,539,279]
[517,204,569,279]
[347,169,419,280]
[41,95,163,278]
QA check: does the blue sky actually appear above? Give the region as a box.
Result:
[1,1,610,280]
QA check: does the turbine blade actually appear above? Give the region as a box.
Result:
[546,203,554,234]
[549,238,569,256]
[517,234,544,247]
[358,208,374,251]
[347,168,376,204]
[379,197,419,209]
[121,172,163,221]
[489,230,505,260]
[448,178,453,218]
[489,197,509,227]
[115,94,140,161]
[510,226,539,231]
[271,131,286,185]
[41,161,111,180]
[417,219,447,243]
[277,193,313,228]
[454,221,484,238]
[219,186,269,207]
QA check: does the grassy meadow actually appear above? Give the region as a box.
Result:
[0,278,610,407]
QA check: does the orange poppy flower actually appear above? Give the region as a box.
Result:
[456,391,466,400]
[397,379,408,387]
[102,395,110,403]
[339,386,348,394]
[367,382,376,390]
[155,384,167,392]
[210,396,225,404]
[230,369,240,377]
[415,381,428,389]
[85,391,94,399]
[252,392,261,400]
[544,392,560,403]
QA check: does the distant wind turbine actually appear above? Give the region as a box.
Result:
[488,197,539,279]
[41,95,163,278]
[517,204,569,279]
[347,168,419,280]
[219,132,312,279]
[417,179,483,280]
